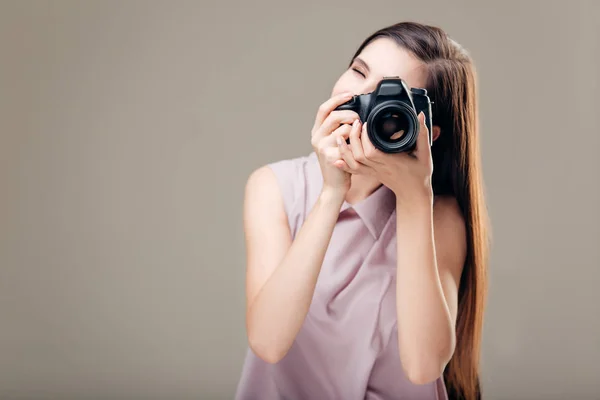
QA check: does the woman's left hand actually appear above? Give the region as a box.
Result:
[334,112,434,205]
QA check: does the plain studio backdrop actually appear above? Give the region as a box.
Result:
[1,1,598,399]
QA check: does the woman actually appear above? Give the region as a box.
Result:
[236,21,490,400]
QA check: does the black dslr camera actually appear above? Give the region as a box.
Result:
[335,77,433,153]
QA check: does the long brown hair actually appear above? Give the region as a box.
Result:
[350,22,491,400]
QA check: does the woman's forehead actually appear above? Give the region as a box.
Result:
[357,38,428,87]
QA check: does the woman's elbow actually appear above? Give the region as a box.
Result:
[247,326,289,364]
[246,310,293,364]
[248,338,286,364]
[405,365,444,385]
[402,350,452,385]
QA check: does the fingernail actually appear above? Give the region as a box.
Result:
[336,136,343,146]
[353,119,359,127]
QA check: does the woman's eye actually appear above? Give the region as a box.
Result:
[352,68,366,78]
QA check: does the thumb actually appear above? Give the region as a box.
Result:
[414,112,430,157]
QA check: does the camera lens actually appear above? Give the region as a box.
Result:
[367,101,419,153]
[374,111,410,141]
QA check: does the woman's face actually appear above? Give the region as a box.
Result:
[331,37,440,141]
[331,37,428,99]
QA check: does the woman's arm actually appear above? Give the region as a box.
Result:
[395,194,467,384]
[243,166,345,364]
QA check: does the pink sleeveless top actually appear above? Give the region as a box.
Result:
[236,152,448,400]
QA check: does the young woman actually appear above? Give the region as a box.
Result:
[236,21,490,400]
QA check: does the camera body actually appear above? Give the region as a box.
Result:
[335,77,433,153]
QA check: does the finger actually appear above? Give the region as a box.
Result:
[322,123,353,147]
[336,120,361,170]
[315,110,360,140]
[313,92,355,131]
[359,122,383,164]
[348,118,370,166]
[414,112,431,159]
[333,159,351,172]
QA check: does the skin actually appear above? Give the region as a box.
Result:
[243,37,467,385]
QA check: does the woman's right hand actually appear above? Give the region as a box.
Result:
[311,92,361,195]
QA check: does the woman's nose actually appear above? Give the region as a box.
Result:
[358,82,378,95]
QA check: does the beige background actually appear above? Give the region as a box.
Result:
[1,1,599,399]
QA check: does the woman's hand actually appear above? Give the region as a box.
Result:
[334,111,434,205]
[311,92,362,195]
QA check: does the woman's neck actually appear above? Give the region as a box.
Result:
[345,174,383,205]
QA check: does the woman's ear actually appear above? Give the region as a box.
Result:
[431,125,441,142]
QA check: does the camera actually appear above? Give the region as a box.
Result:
[334,77,433,153]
